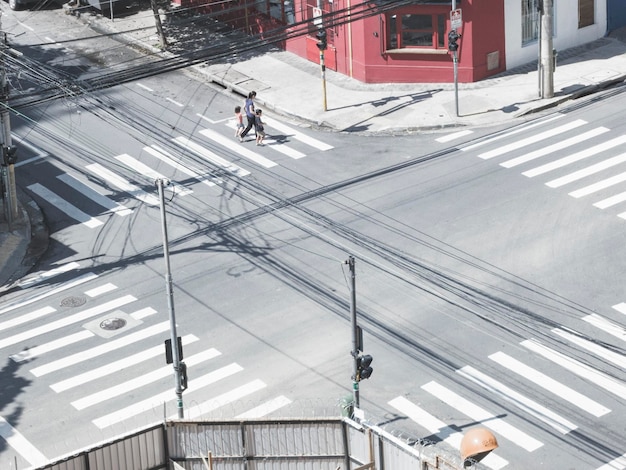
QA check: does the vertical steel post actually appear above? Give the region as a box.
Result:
[347,256,359,410]
[540,0,554,98]
[320,50,327,112]
[156,178,184,419]
[0,26,18,225]
[452,0,459,117]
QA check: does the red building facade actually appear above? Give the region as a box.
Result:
[185,0,506,83]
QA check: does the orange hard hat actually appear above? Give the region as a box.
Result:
[460,428,499,462]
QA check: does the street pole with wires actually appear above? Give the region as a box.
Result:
[156,178,186,419]
[0,20,19,227]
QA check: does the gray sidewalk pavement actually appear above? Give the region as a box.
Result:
[2,6,626,294]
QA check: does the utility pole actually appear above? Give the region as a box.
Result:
[156,178,186,419]
[314,0,327,111]
[0,17,19,226]
[539,0,554,98]
[150,0,168,50]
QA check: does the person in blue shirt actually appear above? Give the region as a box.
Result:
[240,91,257,140]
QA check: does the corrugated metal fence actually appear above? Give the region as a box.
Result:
[33,418,467,470]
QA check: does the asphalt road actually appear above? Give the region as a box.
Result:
[1,7,626,470]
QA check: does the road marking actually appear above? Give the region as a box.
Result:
[137,83,154,92]
[388,396,508,470]
[457,366,577,434]
[0,415,47,467]
[522,339,626,398]
[435,130,473,143]
[583,314,626,341]
[422,381,543,451]
[144,145,216,187]
[115,153,192,196]
[17,261,81,288]
[173,136,250,177]
[594,190,626,209]
[462,114,565,152]
[489,352,610,417]
[224,121,306,159]
[30,321,170,377]
[93,363,244,428]
[10,307,155,363]
[613,303,626,315]
[501,127,609,168]
[200,128,278,168]
[182,379,267,420]
[569,171,626,198]
[553,328,626,369]
[72,347,219,409]
[0,306,56,332]
[84,283,117,297]
[236,396,292,419]
[11,331,94,363]
[86,163,160,205]
[166,97,184,107]
[263,117,334,151]
[27,183,103,228]
[546,152,626,188]
[58,173,132,216]
[52,334,199,393]
[477,119,586,160]
[0,295,136,350]
[597,453,626,470]
[0,272,97,314]
[523,135,626,177]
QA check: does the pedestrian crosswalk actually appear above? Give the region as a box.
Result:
[435,113,626,224]
[0,265,292,459]
[20,117,334,232]
[387,295,626,469]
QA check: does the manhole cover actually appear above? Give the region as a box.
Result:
[100,318,127,331]
[60,296,86,308]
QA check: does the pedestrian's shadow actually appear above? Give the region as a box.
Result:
[331,89,442,132]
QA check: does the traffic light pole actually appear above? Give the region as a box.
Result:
[347,255,359,410]
[451,0,459,117]
[320,50,327,112]
[156,178,185,419]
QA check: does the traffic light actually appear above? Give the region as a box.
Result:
[356,354,373,381]
[179,362,188,391]
[3,146,17,165]
[316,28,327,50]
[448,29,461,52]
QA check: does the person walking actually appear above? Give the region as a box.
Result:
[240,91,257,140]
[254,109,266,146]
[234,105,244,142]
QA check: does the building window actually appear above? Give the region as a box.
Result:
[254,0,295,24]
[521,0,540,45]
[387,12,446,50]
[579,0,594,28]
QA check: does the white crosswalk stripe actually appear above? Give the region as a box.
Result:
[388,396,509,470]
[173,136,251,177]
[115,153,193,195]
[86,163,160,205]
[477,119,587,160]
[489,351,610,417]
[27,183,103,228]
[456,365,577,434]
[200,128,277,168]
[422,381,543,451]
[57,173,132,216]
[143,145,216,187]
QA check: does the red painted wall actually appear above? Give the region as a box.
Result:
[194,0,506,84]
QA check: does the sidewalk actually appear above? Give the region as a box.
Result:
[2,6,626,294]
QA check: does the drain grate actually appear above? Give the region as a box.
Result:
[99,318,127,331]
[60,296,86,308]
